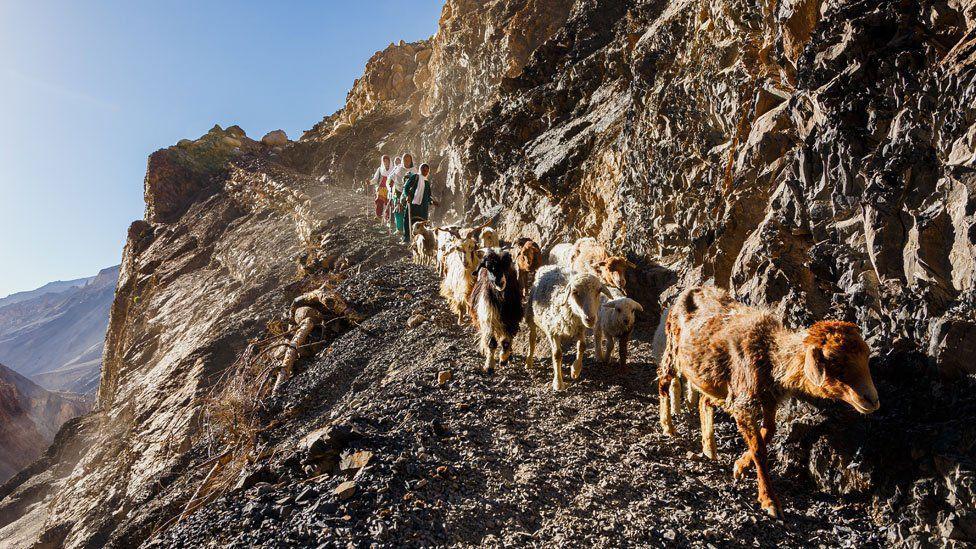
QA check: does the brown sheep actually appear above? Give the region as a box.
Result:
[513,238,543,299]
[570,237,635,291]
[658,286,880,519]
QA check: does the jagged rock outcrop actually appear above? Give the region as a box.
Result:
[2,0,975,547]
[0,364,89,482]
[0,267,119,393]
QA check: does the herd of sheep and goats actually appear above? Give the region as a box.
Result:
[366,199,882,518]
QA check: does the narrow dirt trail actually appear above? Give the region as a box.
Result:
[151,208,883,548]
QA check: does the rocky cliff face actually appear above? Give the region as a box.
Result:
[0,364,89,483]
[0,267,119,393]
[1,0,975,547]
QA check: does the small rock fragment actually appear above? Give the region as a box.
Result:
[407,314,426,328]
[334,480,357,500]
[437,370,452,385]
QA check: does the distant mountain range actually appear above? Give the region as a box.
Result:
[0,362,90,482]
[0,266,118,394]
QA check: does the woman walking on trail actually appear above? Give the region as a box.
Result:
[370,155,391,219]
[401,162,437,243]
[385,155,404,232]
[392,154,415,241]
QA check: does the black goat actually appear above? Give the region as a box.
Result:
[467,250,523,373]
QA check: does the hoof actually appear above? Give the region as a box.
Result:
[661,424,676,437]
[762,502,784,520]
[570,365,582,380]
[552,380,566,392]
[704,449,717,461]
[483,366,495,375]
[525,359,534,370]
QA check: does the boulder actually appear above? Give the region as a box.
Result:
[261,130,289,147]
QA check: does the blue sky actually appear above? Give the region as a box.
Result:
[0,0,442,297]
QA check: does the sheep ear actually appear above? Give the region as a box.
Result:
[804,345,827,387]
[634,302,644,312]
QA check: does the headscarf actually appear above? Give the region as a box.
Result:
[372,155,390,185]
[413,163,429,205]
[387,156,405,193]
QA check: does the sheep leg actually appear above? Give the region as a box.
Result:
[699,397,717,460]
[526,322,536,370]
[669,375,684,417]
[735,401,778,476]
[618,334,628,369]
[733,411,783,519]
[571,336,584,380]
[594,326,605,363]
[483,337,497,375]
[658,374,676,436]
[685,380,699,418]
[551,336,566,391]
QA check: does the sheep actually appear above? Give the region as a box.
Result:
[439,236,478,324]
[657,285,881,518]
[526,265,612,391]
[570,237,636,292]
[434,226,462,277]
[513,238,543,299]
[652,305,699,418]
[479,226,500,249]
[594,296,643,368]
[548,242,574,266]
[467,250,523,374]
[411,221,436,266]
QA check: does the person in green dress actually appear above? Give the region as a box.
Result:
[392,153,415,240]
[401,162,437,243]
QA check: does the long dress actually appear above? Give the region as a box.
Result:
[385,164,404,229]
[392,168,413,240]
[371,166,389,218]
[401,172,432,243]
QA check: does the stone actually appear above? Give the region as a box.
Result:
[339,450,373,473]
[261,129,289,147]
[437,370,452,385]
[407,314,426,328]
[334,481,357,500]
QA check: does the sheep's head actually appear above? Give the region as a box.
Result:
[803,321,879,414]
[565,273,612,329]
[412,220,429,234]
[595,256,636,290]
[602,297,643,333]
[517,240,543,272]
[476,250,513,293]
[479,227,499,248]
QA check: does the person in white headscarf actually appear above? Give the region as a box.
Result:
[401,162,437,243]
[370,155,391,219]
[391,154,415,241]
[384,155,404,231]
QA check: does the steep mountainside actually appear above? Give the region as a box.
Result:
[1,0,975,547]
[0,267,119,393]
[0,364,89,483]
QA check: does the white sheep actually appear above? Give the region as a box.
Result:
[412,221,436,266]
[439,236,478,324]
[548,242,574,266]
[435,226,461,277]
[526,265,611,391]
[594,296,643,367]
